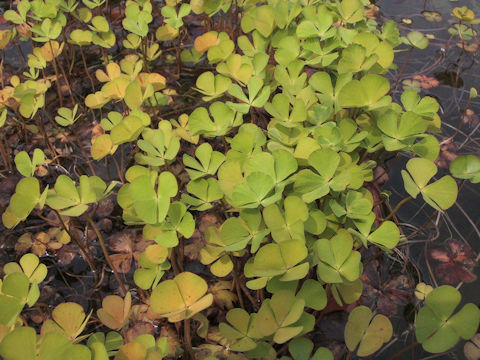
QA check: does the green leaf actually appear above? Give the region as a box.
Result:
[416,285,480,353]
[14,149,45,177]
[340,0,364,23]
[128,172,177,224]
[367,221,400,249]
[401,158,458,211]
[256,290,305,343]
[189,102,243,137]
[183,142,225,180]
[338,75,391,109]
[46,175,109,216]
[403,31,429,49]
[195,71,231,101]
[450,155,480,183]
[181,178,223,211]
[2,177,42,229]
[315,230,362,283]
[250,240,308,286]
[345,306,393,356]
[241,5,275,37]
[150,272,213,322]
[0,327,36,360]
[296,279,327,311]
[263,196,308,243]
[135,121,180,168]
[220,308,262,351]
[143,202,194,247]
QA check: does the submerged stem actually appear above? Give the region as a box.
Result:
[387,341,419,360]
[385,196,413,221]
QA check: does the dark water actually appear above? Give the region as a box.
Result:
[377,0,480,359]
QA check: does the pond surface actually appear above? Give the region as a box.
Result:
[375,0,480,359]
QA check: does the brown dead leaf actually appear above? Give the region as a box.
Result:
[110,253,133,274]
[412,74,440,89]
[462,109,480,128]
[98,218,113,233]
[361,258,412,315]
[96,198,115,218]
[15,233,34,254]
[125,322,154,343]
[457,41,479,52]
[373,166,389,185]
[108,231,154,272]
[109,231,135,254]
[35,165,49,177]
[198,213,218,233]
[108,231,135,273]
[56,245,77,266]
[160,325,182,357]
[366,4,379,19]
[210,281,237,310]
[184,230,204,262]
[130,304,154,323]
[436,142,458,169]
[429,238,477,285]
[29,309,47,324]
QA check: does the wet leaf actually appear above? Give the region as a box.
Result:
[345,306,393,356]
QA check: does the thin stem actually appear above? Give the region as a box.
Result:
[72,131,96,176]
[183,318,196,359]
[36,114,60,165]
[102,48,109,65]
[0,53,4,88]
[53,209,98,283]
[111,155,125,183]
[87,214,127,295]
[178,237,185,272]
[170,248,181,275]
[175,35,182,79]
[231,256,245,309]
[387,341,419,360]
[238,278,258,310]
[79,46,95,92]
[0,128,12,172]
[48,41,64,107]
[52,40,75,104]
[385,196,413,221]
[389,47,413,94]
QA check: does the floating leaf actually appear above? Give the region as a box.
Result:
[450,155,480,183]
[345,306,393,357]
[402,158,458,211]
[416,285,480,353]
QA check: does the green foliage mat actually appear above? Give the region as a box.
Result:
[0,0,479,359]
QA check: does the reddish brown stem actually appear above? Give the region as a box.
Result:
[387,341,419,360]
